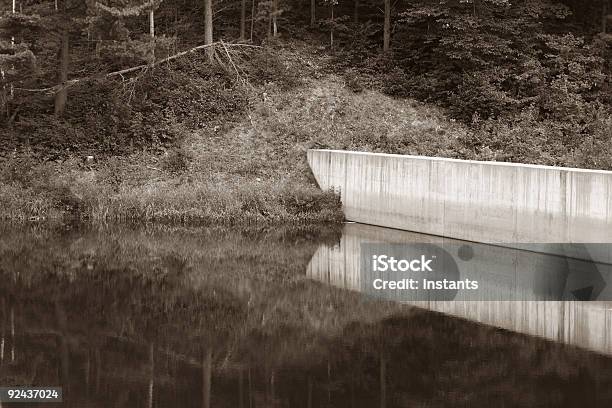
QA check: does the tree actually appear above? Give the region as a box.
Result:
[240,0,246,40]
[321,0,338,50]
[272,0,278,36]
[257,0,283,38]
[383,0,390,52]
[603,0,610,33]
[250,0,256,40]
[0,1,86,116]
[204,0,213,60]
[311,0,315,27]
[54,26,69,115]
[86,1,164,64]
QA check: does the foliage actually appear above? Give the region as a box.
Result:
[325,0,611,170]
[1,52,249,157]
[0,0,610,226]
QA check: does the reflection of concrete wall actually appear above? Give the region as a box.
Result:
[307,224,612,355]
[307,150,612,261]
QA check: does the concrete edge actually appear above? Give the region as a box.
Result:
[307,149,612,176]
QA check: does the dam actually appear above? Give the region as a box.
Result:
[307,149,612,260]
[306,150,612,354]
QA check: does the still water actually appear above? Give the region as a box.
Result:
[0,224,611,407]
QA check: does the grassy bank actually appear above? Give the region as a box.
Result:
[1,40,610,225]
[0,41,463,225]
[0,45,345,225]
[0,152,342,224]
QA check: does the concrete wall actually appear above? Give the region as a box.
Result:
[307,223,612,355]
[307,150,612,258]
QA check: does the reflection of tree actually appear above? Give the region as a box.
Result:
[1,226,610,407]
[379,347,386,408]
[54,300,70,408]
[201,347,211,408]
[148,342,154,408]
[0,297,4,367]
[10,304,14,364]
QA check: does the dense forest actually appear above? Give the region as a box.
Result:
[0,0,610,223]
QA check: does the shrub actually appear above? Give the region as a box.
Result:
[162,146,193,175]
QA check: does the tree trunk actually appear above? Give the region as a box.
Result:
[330,6,334,52]
[10,0,15,98]
[310,0,316,27]
[268,11,272,37]
[54,31,69,116]
[149,9,155,62]
[250,0,256,41]
[240,0,247,40]
[603,0,608,33]
[273,0,278,37]
[150,9,155,37]
[204,0,214,61]
[383,0,390,52]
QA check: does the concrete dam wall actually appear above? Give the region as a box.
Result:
[307,150,612,258]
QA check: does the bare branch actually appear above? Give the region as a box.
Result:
[13,41,262,95]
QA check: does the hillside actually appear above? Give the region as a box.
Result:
[1,0,611,225]
[0,41,472,224]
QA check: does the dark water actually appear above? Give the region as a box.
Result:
[1,224,611,408]
[309,223,612,355]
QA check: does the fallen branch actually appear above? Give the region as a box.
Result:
[14,41,261,95]
[220,40,243,84]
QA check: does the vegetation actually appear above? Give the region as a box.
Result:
[0,0,610,224]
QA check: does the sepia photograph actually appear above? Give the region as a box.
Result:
[0,0,611,407]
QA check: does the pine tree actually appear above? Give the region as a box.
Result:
[204,0,213,60]
[85,1,164,65]
[383,0,390,52]
[0,2,44,117]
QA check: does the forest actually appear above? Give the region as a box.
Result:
[0,0,610,223]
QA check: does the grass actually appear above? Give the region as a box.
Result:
[0,42,468,225]
[13,39,606,225]
[0,156,343,224]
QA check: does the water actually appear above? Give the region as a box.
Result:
[309,223,612,355]
[0,224,611,407]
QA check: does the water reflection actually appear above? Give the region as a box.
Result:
[308,223,612,355]
[0,224,611,407]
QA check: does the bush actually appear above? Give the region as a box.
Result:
[162,146,193,175]
[1,53,249,159]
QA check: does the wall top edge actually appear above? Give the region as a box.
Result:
[307,149,612,176]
